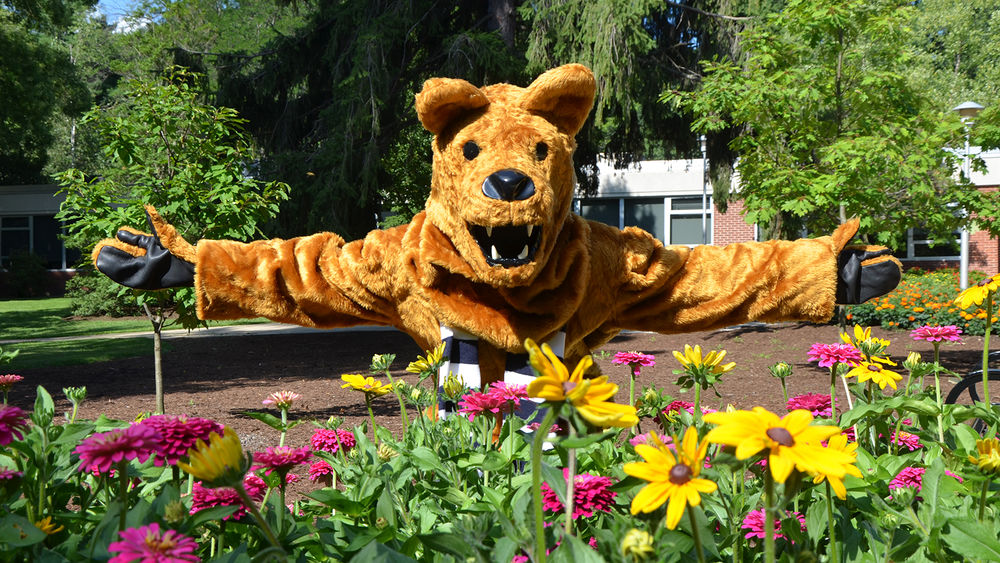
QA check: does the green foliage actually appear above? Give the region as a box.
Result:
[2,251,49,298]
[847,268,995,335]
[56,68,289,328]
[666,0,977,245]
[63,271,144,318]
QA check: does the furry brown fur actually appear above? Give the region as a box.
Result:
[93,64,896,386]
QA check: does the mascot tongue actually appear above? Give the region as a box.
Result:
[469,224,542,267]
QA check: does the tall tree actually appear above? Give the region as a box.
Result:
[667,0,974,247]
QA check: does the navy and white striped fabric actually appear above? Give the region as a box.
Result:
[438,325,566,420]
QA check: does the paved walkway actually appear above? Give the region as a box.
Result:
[0,322,396,345]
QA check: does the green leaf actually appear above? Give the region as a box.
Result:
[32,385,55,427]
[406,447,447,473]
[0,513,47,547]
[541,462,568,510]
[348,540,416,562]
[559,429,616,449]
[305,489,369,517]
[481,450,509,472]
[942,518,1000,561]
[240,411,284,431]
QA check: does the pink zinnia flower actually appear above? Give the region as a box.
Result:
[540,469,616,519]
[742,509,806,540]
[889,467,962,496]
[74,424,161,474]
[253,446,312,474]
[807,343,863,368]
[525,422,561,433]
[108,522,199,563]
[140,415,224,466]
[308,460,333,483]
[612,351,656,376]
[0,405,29,446]
[0,467,22,480]
[0,374,23,392]
[891,430,922,451]
[486,382,528,412]
[910,325,963,343]
[786,393,832,417]
[190,474,266,521]
[262,390,301,410]
[457,391,505,420]
[311,428,356,454]
[629,431,671,447]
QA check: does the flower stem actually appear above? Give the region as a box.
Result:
[382,371,409,434]
[693,383,703,427]
[118,460,129,532]
[365,395,379,446]
[979,479,990,522]
[983,291,993,406]
[933,342,945,443]
[279,408,288,447]
[234,483,283,551]
[688,504,706,563]
[565,426,577,537]
[829,366,838,420]
[531,406,559,563]
[629,370,636,436]
[826,481,839,563]
[764,471,775,563]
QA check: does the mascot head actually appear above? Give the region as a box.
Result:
[415,64,596,288]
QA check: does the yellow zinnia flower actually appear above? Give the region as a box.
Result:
[177,427,248,488]
[624,427,717,529]
[34,516,63,535]
[405,343,446,377]
[954,274,1000,309]
[672,344,736,375]
[840,325,890,357]
[845,357,902,390]
[703,407,853,483]
[620,528,655,560]
[968,438,1000,475]
[340,374,395,397]
[810,433,862,500]
[525,339,637,428]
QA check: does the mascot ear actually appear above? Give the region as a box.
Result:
[521,64,596,136]
[415,77,490,135]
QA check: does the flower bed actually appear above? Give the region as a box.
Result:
[1,276,999,561]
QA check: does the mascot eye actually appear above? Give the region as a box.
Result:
[535,142,548,161]
[463,141,480,160]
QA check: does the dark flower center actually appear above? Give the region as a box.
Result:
[562,381,577,393]
[979,278,992,287]
[867,364,882,372]
[766,427,795,447]
[669,463,693,485]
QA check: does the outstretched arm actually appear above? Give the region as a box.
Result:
[611,220,901,333]
[92,206,401,329]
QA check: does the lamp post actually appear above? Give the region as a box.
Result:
[700,134,708,245]
[951,101,983,290]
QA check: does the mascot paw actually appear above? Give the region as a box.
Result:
[835,245,902,304]
[92,208,195,290]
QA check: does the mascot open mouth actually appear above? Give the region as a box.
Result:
[468,224,542,267]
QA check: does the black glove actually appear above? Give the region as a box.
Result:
[835,246,901,304]
[95,216,195,290]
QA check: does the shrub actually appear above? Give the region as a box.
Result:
[3,251,48,298]
[847,268,994,335]
[63,270,144,317]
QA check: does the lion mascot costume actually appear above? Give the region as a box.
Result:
[92,64,902,403]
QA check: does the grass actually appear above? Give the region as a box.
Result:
[0,297,268,341]
[0,296,264,369]
[6,337,161,370]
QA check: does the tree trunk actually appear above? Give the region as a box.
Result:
[488,0,516,49]
[144,303,165,414]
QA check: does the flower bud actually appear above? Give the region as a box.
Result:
[377,442,398,462]
[902,351,922,372]
[620,528,654,560]
[163,500,187,524]
[443,372,466,400]
[768,362,792,379]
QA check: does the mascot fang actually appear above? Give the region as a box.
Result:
[93,64,902,404]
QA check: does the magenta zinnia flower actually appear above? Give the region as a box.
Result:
[890,430,922,452]
[0,405,29,446]
[0,467,22,480]
[108,522,199,563]
[910,325,963,343]
[253,446,312,474]
[628,431,671,447]
[190,474,266,521]
[485,382,529,412]
[0,374,23,393]
[262,390,301,410]
[612,351,656,376]
[807,343,863,368]
[742,509,806,540]
[540,469,616,519]
[310,428,356,454]
[457,390,505,420]
[140,415,224,466]
[786,393,833,417]
[889,467,962,495]
[308,460,333,483]
[74,424,161,474]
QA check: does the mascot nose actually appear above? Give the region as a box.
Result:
[482,169,535,201]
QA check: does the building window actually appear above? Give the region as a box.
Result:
[0,215,79,270]
[575,195,713,245]
[896,228,961,260]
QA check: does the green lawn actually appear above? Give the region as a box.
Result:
[0,297,268,341]
[6,337,160,370]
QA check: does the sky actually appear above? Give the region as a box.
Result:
[97,0,139,23]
